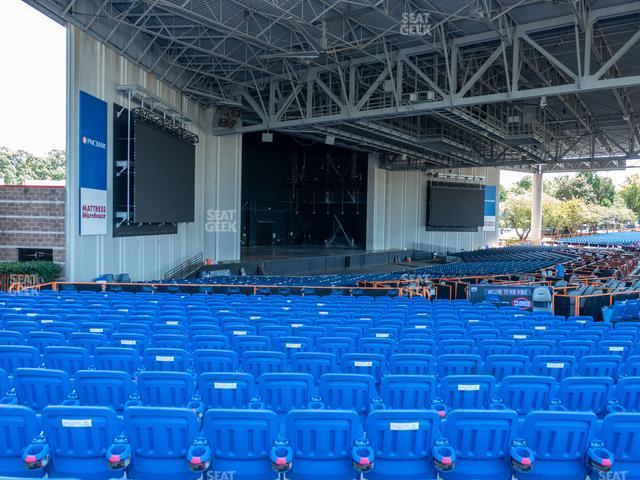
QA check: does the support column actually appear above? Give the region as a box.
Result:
[366,153,386,250]
[530,167,543,242]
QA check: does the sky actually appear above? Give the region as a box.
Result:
[0,0,635,188]
[0,0,66,156]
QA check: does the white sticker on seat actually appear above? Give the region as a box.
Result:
[166,321,179,326]
[354,361,373,367]
[89,328,104,333]
[156,356,175,362]
[62,419,92,428]
[415,325,428,329]
[416,313,428,316]
[291,323,303,328]
[534,326,547,331]
[513,334,527,339]
[318,311,329,315]
[218,310,230,313]
[375,333,390,338]
[26,313,37,317]
[458,384,480,391]
[214,382,237,390]
[249,316,261,320]
[285,343,301,349]
[390,422,420,431]
[41,319,53,324]
[120,339,136,345]
[468,319,479,323]
[609,346,625,352]
[233,331,247,336]
[546,362,565,369]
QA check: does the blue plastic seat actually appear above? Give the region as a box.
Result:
[241,350,287,377]
[112,333,147,353]
[0,345,40,373]
[42,405,120,480]
[557,340,593,361]
[367,410,440,480]
[233,335,271,355]
[199,372,255,409]
[191,334,229,350]
[151,334,190,350]
[44,346,90,375]
[291,352,337,379]
[437,354,481,377]
[341,353,386,380]
[124,406,201,480]
[137,371,194,407]
[319,373,376,414]
[0,405,41,478]
[530,355,575,381]
[316,337,355,359]
[398,338,436,354]
[358,337,395,358]
[142,348,189,372]
[68,332,107,355]
[483,355,528,382]
[439,375,495,409]
[94,347,140,376]
[27,331,66,353]
[517,340,554,360]
[0,330,25,345]
[192,349,238,374]
[577,354,622,378]
[258,373,314,414]
[614,376,640,412]
[389,353,436,375]
[517,411,598,480]
[202,408,279,480]
[75,370,135,411]
[438,339,474,355]
[380,375,436,409]
[440,409,519,480]
[477,339,515,358]
[596,340,633,359]
[499,375,557,415]
[285,409,363,480]
[595,413,640,480]
[13,368,71,411]
[558,377,612,415]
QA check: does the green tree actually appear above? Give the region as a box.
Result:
[620,174,640,219]
[511,176,533,195]
[500,195,531,240]
[545,172,615,207]
[0,147,65,184]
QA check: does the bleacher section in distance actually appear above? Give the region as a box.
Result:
[0,290,637,479]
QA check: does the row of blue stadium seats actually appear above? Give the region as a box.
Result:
[0,342,638,379]
[0,404,636,480]
[2,367,640,417]
[559,231,640,246]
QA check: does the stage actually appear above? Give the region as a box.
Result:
[200,246,434,277]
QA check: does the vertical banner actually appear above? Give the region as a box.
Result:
[79,91,108,235]
[483,185,497,231]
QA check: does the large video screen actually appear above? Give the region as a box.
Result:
[134,120,195,223]
[426,184,485,231]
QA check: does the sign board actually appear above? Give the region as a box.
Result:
[79,91,108,235]
[483,185,497,231]
[468,284,548,311]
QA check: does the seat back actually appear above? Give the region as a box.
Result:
[499,375,557,415]
[577,354,622,378]
[143,348,189,372]
[285,410,361,480]
[45,345,88,371]
[124,406,200,480]
[75,370,135,411]
[93,347,140,376]
[0,345,40,373]
[13,368,71,411]
[0,405,40,477]
[483,355,528,382]
[42,406,119,480]
[530,355,575,381]
[598,413,640,476]
[558,377,612,414]
[192,349,237,374]
[202,409,278,479]
[291,352,337,379]
[258,373,314,413]
[521,411,597,479]
[319,373,375,414]
[439,375,495,409]
[477,339,515,358]
[198,372,255,409]
[380,375,436,409]
[137,371,194,407]
[388,354,436,376]
[441,410,518,480]
[317,337,354,359]
[241,350,286,377]
[437,354,481,377]
[615,377,640,412]
[341,353,386,380]
[366,410,440,480]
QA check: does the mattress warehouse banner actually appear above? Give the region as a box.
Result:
[79,91,108,236]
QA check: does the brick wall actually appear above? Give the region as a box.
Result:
[0,186,66,264]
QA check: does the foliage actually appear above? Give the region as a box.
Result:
[620,174,640,219]
[0,261,62,283]
[545,171,615,207]
[0,147,65,184]
[510,176,532,195]
[500,195,531,240]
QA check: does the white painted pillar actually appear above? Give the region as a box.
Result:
[530,167,543,241]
